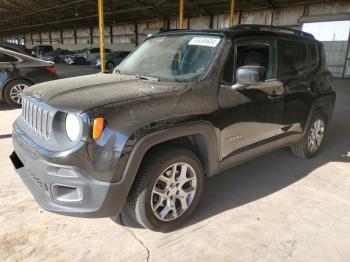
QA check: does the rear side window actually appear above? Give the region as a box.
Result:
[0,52,18,62]
[309,43,319,69]
[280,40,308,77]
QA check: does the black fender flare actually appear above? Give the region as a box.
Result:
[124,121,220,180]
[303,93,335,136]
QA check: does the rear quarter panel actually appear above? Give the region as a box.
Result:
[0,61,58,100]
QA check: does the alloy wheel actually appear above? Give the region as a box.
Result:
[9,83,28,105]
[150,162,197,221]
[308,119,325,153]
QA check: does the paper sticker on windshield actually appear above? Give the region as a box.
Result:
[188,37,220,47]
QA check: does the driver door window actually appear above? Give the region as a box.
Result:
[235,43,273,81]
[221,42,274,84]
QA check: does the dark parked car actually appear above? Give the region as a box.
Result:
[0,42,30,55]
[0,47,58,107]
[10,25,335,232]
[95,51,130,70]
[31,45,53,58]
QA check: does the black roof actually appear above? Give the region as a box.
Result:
[154,24,317,42]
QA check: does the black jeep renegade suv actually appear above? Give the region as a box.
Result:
[10,25,335,232]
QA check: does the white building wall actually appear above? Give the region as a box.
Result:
[273,5,304,27]
[308,1,350,15]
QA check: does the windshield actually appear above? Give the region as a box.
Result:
[117,34,222,81]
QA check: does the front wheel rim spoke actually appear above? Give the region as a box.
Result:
[158,173,171,184]
[178,196,189,210]
[177,164,188,181]
[315,134,323,144]
[159,203,171,219]
[172,205,178,217]
[170,164,177,180]
[10,93,19,99]
[153,198,164,210]
[152,187,166,196]
[182,186,196,195]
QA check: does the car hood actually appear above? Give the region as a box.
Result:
[23,73,188,112]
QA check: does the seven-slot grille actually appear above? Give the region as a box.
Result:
[21,97,52,139]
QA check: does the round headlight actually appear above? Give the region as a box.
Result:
[65,113,81,141]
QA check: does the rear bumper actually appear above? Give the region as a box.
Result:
[10,127,132,218]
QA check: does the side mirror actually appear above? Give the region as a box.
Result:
[236,66,266,85]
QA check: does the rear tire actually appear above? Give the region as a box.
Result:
[106,61,115,71]
[126,148,204,232]
[3,79,32,107]
[291,113,327,158]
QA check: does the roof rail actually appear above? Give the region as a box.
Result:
[231,24,315,39]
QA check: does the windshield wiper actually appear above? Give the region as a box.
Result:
[136,74,159,82]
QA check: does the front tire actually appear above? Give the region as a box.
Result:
[126,148,204,232]
[291,113,327,158]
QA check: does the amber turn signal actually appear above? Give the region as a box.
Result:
[92,117,105,140]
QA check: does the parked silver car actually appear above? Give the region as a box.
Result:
[95,51,130,70]
[41,49,74,63]
[73,47,111,64]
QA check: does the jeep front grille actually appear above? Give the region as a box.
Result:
[21,97,53,139]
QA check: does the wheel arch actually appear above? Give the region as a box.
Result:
[312,94,336,124]
[2,77,35,99]
[118,121,220,203]
[128,121,219,178]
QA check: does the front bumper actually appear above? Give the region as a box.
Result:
[10,127,132,218]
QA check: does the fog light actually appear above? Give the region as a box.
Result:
[51,184,83,202]
[56,168,79,178]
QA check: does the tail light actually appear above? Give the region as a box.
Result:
[47,65,57,74]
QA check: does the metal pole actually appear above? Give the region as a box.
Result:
[98,0,105,72]
[342,27,350,78]
[229,0,235,27]
[179,0,184,29]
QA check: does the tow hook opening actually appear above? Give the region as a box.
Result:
[9,151,24,169]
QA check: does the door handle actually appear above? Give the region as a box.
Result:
[272,91,283,96]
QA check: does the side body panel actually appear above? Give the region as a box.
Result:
[216,36,284,160]
[276,37,335,143]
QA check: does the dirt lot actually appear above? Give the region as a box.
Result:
[0,79,349,262]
